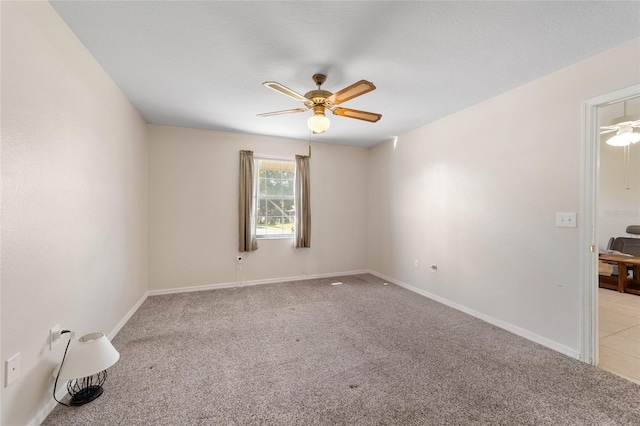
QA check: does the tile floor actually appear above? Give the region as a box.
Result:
[598,288,640,384]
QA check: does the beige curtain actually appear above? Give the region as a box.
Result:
[239,150,257,252]
[294,155,311,248]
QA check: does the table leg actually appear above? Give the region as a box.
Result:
[617,262,626,293]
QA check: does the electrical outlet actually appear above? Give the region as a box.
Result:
[50,324,61,350]
[5,353,20,387]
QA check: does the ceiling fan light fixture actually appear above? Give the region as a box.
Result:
[606,126,640,146]
[307,111,330,134]
[601,101,640,146]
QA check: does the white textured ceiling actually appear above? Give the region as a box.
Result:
[50,1,640,148]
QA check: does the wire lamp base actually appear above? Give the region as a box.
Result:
[68,370,107,406]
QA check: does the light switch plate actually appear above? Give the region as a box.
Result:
[556,212,577,228]
[5,353,20,387]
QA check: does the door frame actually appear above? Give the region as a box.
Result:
[580,83,640,365]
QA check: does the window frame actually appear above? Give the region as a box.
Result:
[253,157,295,240]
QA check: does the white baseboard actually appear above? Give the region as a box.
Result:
[30,396,58,426]
[107,291,149,340]
[30,378,79,426]
[147,269,370,296]
[367,270,581,360]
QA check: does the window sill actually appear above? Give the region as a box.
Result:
[256,235,294,240]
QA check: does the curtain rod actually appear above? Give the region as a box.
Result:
[254,153,294,161]
[254,144,311,160]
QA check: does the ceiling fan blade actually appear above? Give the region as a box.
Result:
[257,107,308,117]
[327,80,376,105]
[263,81,311,104]
[600,119,640,134]
[332,107,381,123]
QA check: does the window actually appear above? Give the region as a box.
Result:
[255,158,295,238]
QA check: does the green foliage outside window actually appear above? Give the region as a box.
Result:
[255,159,295,236]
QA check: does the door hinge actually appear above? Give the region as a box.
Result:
[590,245,595,253]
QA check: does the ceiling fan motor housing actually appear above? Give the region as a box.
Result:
[304,90,333,107]
[306,74,334,108]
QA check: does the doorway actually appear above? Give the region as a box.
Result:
[596,97,640,383]
[581,84,640,375]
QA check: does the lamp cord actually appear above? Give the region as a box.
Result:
[236,261,246,284]
[53,330,72,406]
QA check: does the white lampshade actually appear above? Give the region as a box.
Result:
[307,113,330,133]
[56,333,120,380]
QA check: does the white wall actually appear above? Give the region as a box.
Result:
[1,2,148,425]
[148,125,369,291]
[598,98,640,250]
[368,38,640,355]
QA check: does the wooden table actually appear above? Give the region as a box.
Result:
[599,254,640,295]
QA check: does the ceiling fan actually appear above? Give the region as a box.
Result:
[257,73,381,134]
[600,101,640,146]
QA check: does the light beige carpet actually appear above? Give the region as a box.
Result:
[43,274,640,425]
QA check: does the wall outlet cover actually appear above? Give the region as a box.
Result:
[5,353,20,387]
[50,324,61,350]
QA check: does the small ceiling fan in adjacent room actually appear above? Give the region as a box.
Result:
[600,101,640,146]
[257,73,382,134]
